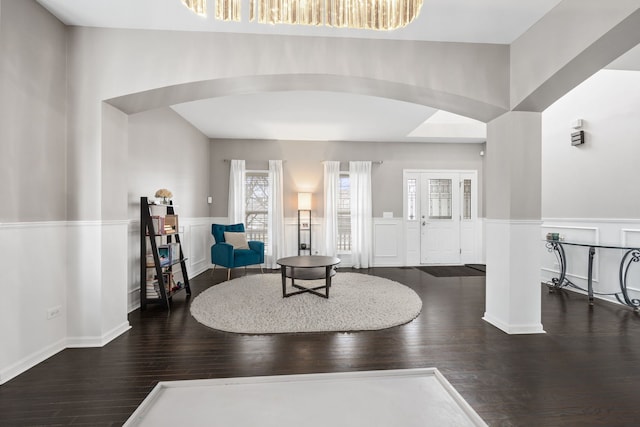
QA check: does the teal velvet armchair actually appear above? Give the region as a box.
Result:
[211,223,264,280]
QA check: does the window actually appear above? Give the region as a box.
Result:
[337,173,351,252]
[462,179,472,220]
[428,178,452,219]
[407,178,417,221]
[245,171,269,247]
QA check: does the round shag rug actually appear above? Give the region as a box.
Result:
[190,272,422,334]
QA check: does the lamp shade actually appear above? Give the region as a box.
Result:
[298,192,312,210]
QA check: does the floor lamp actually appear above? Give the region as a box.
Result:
[298,192,312,255]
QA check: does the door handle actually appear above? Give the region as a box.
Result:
[422,221,426,226]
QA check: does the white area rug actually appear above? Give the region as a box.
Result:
[190,272,422,334]
[124,369,487,427]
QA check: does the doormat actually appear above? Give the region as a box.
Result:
[465,264,486,273]
[416,266,486,277]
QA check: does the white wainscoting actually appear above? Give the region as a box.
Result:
[181,218,215,278]
[1,220,132,385]
[373,218,404,267]
[541,219,640,305]
[283,217,404,267]
[0,221,68,385]
[484,219,545,334]
[202,215,481,271]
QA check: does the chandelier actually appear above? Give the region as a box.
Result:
[181,0,423,30]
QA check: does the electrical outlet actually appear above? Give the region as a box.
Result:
[47,305,62,320]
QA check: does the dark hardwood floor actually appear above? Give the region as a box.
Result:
[2,267,640,426]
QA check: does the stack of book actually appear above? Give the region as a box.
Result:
[145,280,161,298]
[150,215,179,235]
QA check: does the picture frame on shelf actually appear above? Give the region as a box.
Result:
[158,245,171,266]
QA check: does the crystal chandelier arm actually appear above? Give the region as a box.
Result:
[182,0,208,17]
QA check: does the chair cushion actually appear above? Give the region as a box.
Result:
[212,223,245,244]
[224,231,250,249]
[234,249,262,266]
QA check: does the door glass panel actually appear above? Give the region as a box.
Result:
[463,179,471,220]
[407,178,417,220]
[428,179,452,219]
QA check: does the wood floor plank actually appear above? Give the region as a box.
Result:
[2,268,640,426]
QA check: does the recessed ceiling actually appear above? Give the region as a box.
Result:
[36,0,564,44]
[170,92,487,142]
[36,0,567,143]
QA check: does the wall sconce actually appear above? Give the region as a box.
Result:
[571,119,585,146]
[571,119,583,130]
[298,192,312,211]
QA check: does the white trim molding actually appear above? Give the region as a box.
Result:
[0,338,67,386]
[67,322,132,348]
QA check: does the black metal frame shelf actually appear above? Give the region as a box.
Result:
[140,196,191,309]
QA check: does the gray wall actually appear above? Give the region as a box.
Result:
[0,0,67,222]
[542,69,640,219]
[485,112,541,220]
[510,0,640,111]
[64,25,508,221]
[127,107,211,219]
[209,139,484,219]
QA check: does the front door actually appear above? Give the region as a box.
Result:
[420,173,460,264]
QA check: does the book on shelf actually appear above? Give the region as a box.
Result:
[169,243,181,262]
[145,252,155,267]
[151,216,165,234]
[164,215,178,234]
[149,215,178,235]
[145,280,161,298]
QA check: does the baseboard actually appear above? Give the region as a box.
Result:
[66,321,131,348]
[190,263,211,278]
[482,313,546,335]
[0,338,66,385]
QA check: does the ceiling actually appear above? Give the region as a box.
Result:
[36,0,564,44]
[35,0,635,143]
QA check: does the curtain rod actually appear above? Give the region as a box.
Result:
[223,159,381,164]
[223,159,287,162]
[321,160,383,164]
[222,159,381,164]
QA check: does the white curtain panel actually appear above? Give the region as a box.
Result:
[349,161,373,269]
[268,160,285,269]
[227,159,246,224]
[323,161,340,257]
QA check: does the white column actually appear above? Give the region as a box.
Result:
[483,112,545,334]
